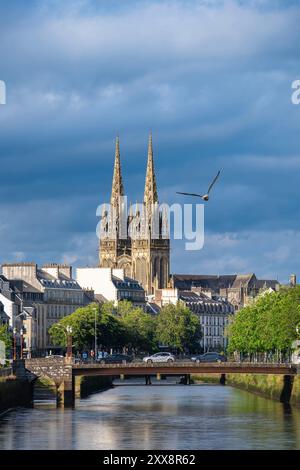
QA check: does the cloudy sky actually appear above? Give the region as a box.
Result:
[0,0,300,282]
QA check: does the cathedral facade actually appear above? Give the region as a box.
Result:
[99,134,170,295]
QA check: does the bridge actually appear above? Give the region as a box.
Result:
[23,358,298,407]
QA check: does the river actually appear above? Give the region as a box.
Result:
[1,379,300,450]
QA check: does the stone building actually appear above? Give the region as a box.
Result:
[0,300,9,325]
[1,263,92,354]
[159,287,234,351]
[171,273,279,310]
[99,134,170,295]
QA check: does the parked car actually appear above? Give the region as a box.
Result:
[291,350,300,364]
[143,352,175,363]
[99,354,133,364]
[191,352,227,363]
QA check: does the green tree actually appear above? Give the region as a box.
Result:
[0,324,12,354]
[227,286,300,356]
[155,303,202,353]
[117,302,156,352]
[49,303,126,351]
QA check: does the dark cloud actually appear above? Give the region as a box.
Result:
[0,0,299,281]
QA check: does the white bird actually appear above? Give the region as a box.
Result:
[176,170,221,201]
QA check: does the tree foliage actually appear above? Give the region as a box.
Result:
[49,300,202,354]
[49,303,126,350]
[155,303,202,352]
[0,324,12,353]
[227,286,300,354]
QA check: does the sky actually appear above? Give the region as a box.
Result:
[0,0,300,282]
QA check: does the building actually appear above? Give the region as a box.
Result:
[1,263,92,354]
[76,267,145,308]
[159,287,234,351]
[0,301,9,325]
[99,134,170,295]
[171,273,279,310]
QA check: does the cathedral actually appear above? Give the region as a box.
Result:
[99,134,170,295]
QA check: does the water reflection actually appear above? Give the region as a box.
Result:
[1,382,300,450]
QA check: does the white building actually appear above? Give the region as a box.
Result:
[76,267,145,307]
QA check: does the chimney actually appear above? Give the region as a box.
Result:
[290,274,297,287]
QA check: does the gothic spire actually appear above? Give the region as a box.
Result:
[144,132,158,206]
[110,136,124,210]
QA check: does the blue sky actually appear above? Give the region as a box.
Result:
[0,0,300,282]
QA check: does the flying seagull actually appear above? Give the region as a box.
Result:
[176,170,221,201]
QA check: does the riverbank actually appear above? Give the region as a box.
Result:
[192,373,300,406]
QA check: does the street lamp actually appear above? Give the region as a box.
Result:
[66,325,73,359]
[20,328,24,359]
[13,327,17,360]
[93,308,98,361]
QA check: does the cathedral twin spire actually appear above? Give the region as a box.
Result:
[144,133,158,207]
[110,136,124,213]
[110,133,158,210]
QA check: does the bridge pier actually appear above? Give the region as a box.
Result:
[280,375,294,404]
[57,376,75,407]
[145,375,152,385]
[156,373,161,381]
[185,374,191,385]
[220,374,226,385]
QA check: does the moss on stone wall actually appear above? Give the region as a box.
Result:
[227,374,300,406]
[192,373,300,406]
[191,373,221,384]
[0,377,33,412]
[75,375,113,398]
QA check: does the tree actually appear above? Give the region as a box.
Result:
[0,324,12,354]
[49,303,126,351]
[227,286,300,356]
[155,303,202,353]
[117,302,156,352]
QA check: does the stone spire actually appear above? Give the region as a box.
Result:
[110,136,124,211]
[144,133,158,206]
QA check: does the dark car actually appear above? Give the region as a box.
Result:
[191,352,227,363]
[99,354,133,364]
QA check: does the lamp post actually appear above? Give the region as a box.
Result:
[20,328,24,359]
[13,327,17,360]
[93,308,98,361]
[66,325,73,360]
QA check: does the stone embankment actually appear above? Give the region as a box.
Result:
[192,371,300,406]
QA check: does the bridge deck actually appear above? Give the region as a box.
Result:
[71,362,297,376]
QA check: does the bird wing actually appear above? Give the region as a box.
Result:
[207,170,221,194]
[176,191,203,198]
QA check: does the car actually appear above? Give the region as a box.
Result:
[143,352,175,364]
[99,354,133,364]
[291,351,300,364]
[191,352,227,363]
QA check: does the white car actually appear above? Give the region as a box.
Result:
[292,351,300,364]
[143,352,175,364]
